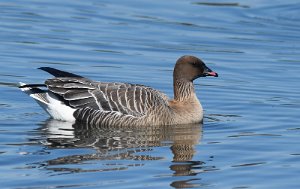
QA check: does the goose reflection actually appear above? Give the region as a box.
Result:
[37,119,206,187]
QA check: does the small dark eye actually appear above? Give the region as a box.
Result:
[191,61,197,66]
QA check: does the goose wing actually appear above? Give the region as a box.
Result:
[45,77,169,117]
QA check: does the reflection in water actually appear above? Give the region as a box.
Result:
[36,119,210,188]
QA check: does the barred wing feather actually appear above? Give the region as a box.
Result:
[45,77,169,118]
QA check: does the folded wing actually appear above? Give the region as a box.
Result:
[45,77,169,118]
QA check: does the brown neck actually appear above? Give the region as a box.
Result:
[173,77,195,101]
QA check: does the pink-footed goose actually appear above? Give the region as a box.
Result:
[19,55,218,126]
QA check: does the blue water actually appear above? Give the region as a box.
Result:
[1,0,300,188]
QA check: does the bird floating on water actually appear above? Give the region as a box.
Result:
[19,55,218,126]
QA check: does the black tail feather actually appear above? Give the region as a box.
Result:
[19,84,47,88]
[38,67,83,78]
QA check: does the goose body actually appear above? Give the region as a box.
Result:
[19,55,218,126]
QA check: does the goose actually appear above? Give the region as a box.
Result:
[19,55,218,126]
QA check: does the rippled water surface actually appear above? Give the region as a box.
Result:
[1,0,300,188]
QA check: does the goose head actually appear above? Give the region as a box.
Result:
[174,55,218,82]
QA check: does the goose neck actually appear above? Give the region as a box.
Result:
[173,78,195,101]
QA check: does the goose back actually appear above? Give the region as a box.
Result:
[45,77,171,126]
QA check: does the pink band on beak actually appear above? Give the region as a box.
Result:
[207,71,218,77]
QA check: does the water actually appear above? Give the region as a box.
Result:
[0,0,300,188]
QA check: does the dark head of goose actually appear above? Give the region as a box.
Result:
[174,55,218,82]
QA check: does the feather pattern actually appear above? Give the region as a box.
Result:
[44,77,171,126]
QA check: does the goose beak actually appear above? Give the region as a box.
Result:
[204,67,218,77]
[206,71,218,77]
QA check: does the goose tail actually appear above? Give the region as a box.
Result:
[19,82,76,122]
